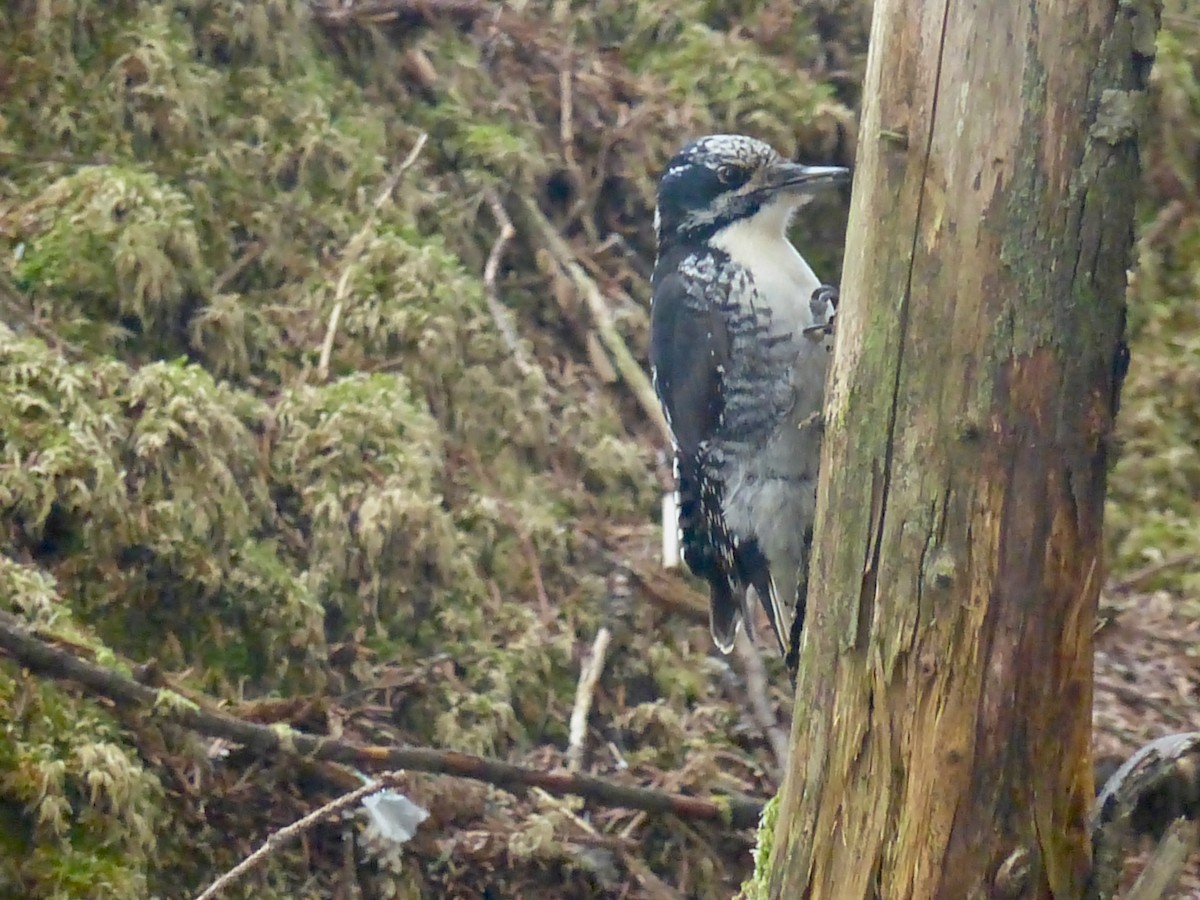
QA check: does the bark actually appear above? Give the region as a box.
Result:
[767,0,1159,898]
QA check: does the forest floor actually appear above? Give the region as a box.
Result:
[1,0,1198,897]
[1095,571,1200,897]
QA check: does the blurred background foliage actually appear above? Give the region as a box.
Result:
[0,0,1194,896]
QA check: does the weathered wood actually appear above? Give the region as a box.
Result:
[767,0,1159,897]
[1092,731,1200,897]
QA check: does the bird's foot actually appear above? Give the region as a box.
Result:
[812,284,839,310]
[803,284,839,339]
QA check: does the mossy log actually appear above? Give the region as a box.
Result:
[766,0,1159,897]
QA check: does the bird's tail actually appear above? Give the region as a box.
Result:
[708,579,743,654]
[733,541,789,657]
[747,581,789,657]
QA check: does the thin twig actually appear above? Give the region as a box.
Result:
[1107,551,1197,595]
[316,301,344,380]
[531,787,682,900]
[0,148,115,167]
[624,562,708,624]
[619,810,646,840]
[0,275,85,360]
[383,134,430,213]
[518,528,552,623]
[481,187,532,375]
[559,65,577,175]
[627,858,688,900]
[567,626,611,772]
[316,133,428,381]
[212,243,265,294]
[557,46,596,243]
[0,611,764,829]
[475,466,552,624]
[1093,676,1191,727]
[194,772,408,900]
[519,196,671,443]
[733,630,788,775]
[1122,818,1199,900]
[312,0,489,27]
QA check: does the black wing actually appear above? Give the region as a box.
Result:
[650,262,766,652]
[649,267,728,458]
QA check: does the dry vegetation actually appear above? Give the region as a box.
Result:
[0,0,1196,897]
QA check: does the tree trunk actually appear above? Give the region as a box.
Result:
[766,0,1159,897]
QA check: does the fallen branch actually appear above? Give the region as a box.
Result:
[566,626,611,772]
[519,195,671,443]
[733,631,787,775]
[0,611,763,829]
[1106,550,1198,595]
[0,275,85,361]
[194,772,409,900]
[481,188,532,375]
[317,132,428,381]
[1122,818,1199,900]
[311,0,490,28]
[1091,731,1200,899]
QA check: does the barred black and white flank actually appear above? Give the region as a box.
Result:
[649,134,847,658]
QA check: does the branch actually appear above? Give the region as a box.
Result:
[0,274,85,361]
[1091,731,1200,899]
[317,132,428,381]
[481,188,532,375]
[734,631,788,776]
[519,195,671,444]
[311,0,490,28]
[1122,818,1199,900]
[566,626,611,772]
[194,772,409,900]
[0,612,763,829]
[1106,550,1197,595]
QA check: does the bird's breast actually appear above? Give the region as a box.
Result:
[710,221,824,335]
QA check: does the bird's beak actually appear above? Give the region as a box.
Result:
[763,162,850,195]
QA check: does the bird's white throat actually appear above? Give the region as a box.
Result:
[710,199,822,324]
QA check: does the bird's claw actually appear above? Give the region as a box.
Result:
[811,284,839,310]
[803,284,839,339]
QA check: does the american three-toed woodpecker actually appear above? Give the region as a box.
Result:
[649,134,848,661]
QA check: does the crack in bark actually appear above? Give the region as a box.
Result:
[859,0,955,651]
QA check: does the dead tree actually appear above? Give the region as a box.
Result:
[766,0,1160,897]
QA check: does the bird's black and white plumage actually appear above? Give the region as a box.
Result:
[649,134,848,659]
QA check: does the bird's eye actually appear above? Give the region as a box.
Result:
[716,165,746,186]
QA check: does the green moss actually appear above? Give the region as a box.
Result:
[272,372,464,637]
[0,559,161,899]
[635,24,833,149]
[14,164,206,354]
[1108,214,1200,595]
[0,329,324,687]
[0,0,1191,894]
[1105,11,1200,598]
[739,792,781,900]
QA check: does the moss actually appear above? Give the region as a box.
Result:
[738,792,781,900]
[14,165,208,353]
[0,0,1192,894]
[0,559,162,899]
[272,372,464,639]
[635,24,833,150]
[1108,213,1200,596]
[1105,10,1200,599]
[0,329,325,688]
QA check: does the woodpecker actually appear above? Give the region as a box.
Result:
[649,134,848,661]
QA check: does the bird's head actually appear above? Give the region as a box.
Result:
[653,134,848,249]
